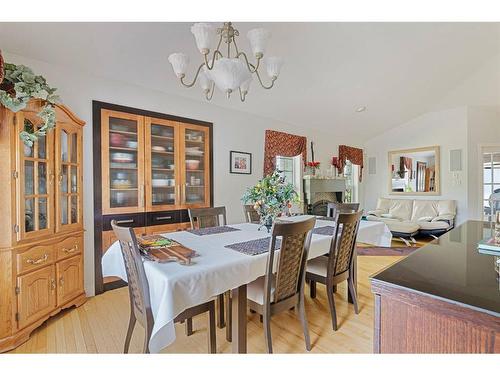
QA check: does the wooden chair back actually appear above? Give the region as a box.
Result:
[243,204,260,224]
[327,202,360,218]
[111,220,154,330]
[327,211,363,277]
[265,217,316,305]
[188,206,227,229]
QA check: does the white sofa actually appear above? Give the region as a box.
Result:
[367,198,456,245]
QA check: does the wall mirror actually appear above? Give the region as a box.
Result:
[388,146,440,195]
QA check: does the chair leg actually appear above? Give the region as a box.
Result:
[143,328,152,354]
[263,310,273,354]
[327,285,338,331]
[216,294,225,328]
[207,302,217,353]
[348,278,359,314]
[124,313,136,354]
[225,291,232,342]
[309,280,317,299]
[185,317,193,336]
[297,293,311,351]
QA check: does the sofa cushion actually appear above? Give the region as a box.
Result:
[388,200,413,221]
[375,198,392,212]
[366,216,400,224]
[417,221,450,230]
[385,221,420,235]
[410,200,439,222]
[437,200,456,217]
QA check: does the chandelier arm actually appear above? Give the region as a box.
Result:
[205,82,215,101]
[238,87,246,102]
[204,35,224,70]
[232,39,261,73]
[179,63,206,88]
[255,69,277,90]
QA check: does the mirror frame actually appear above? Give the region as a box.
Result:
[388,145,440,196]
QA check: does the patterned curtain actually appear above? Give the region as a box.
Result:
[338,145,364,182]
[263,130,307,176]
[0,50,4,85]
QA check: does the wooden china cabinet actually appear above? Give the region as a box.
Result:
[0,99,86,353]
[93,101,213,294]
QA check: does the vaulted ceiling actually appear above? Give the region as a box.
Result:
[1,22,499,140]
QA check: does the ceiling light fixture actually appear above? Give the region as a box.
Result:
[168,22,283,102]
[356,106,367,112]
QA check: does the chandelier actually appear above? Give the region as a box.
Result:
[168,22,283,102]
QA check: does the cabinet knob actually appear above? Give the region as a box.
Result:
[26,253,48,265]
[50,279,56,290]
[59,277,64,287]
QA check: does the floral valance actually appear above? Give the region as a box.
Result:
[338,145,364,182]
[263,130,307,176]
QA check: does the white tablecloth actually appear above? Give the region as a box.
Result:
[101,217,391,352]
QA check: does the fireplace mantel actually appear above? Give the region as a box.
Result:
[303,177,347,215]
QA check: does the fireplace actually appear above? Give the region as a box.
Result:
[303,177,346,216]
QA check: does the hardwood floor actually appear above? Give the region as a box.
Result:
[9,256,401,354]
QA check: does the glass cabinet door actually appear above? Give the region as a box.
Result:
[101,110,145,214]
[56,123,82,232]
[145,118,179,211]
[17,113,54,240]
[180,124,210,208]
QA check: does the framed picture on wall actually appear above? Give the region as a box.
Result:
[230,151,252,174]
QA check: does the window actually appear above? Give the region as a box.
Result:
[276,155,303,213]
[482,149,500,222]
[343,160,359,203]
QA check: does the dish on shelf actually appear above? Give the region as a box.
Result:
[186,159,201,170]
[168,164,175,170]
[111,162,136,169]
[112,179,132,189]
[186,133,203,142]
[110,133,126,147]
[112,152,134,163]
[127,140,138,149]
[152,179,168,187]
[187,193,201,201]
[152,145,167,152]
[167,193,176,200]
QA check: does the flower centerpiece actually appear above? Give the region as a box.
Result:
[306,161,321,176]
[242,171,300,232]
[0,59,60,146]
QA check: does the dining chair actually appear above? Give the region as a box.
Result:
[305,211,362,331]
[111,220,217,353]
[188,206,230,339]
[247,217,316,353]
[327,202,360,218]
[188,206,227,229]
[243,204,260,224]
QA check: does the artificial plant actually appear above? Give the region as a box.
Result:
[0,59,60,146]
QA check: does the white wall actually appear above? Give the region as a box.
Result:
[4,52,356,296]
[362,107,469,223]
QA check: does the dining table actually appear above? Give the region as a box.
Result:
[101,216,392,353]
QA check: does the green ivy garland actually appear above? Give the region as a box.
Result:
[0,62,60,146]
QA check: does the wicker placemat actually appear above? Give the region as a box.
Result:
[187,226,241,236]
[225,237,282,256]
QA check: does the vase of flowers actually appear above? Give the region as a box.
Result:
[242,171,300,232]
[306,161,320,176]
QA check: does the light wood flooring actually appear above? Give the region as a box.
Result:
[9,256,401,354]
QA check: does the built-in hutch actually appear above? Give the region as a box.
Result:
[93,101,213,294]
[0,100,86,353]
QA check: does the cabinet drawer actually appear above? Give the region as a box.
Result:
[146,210,180,226]
[102,213,145,231]
[55,235,83,260]
[17,245,55,275]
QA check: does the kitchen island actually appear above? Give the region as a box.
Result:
[370,221,500,353]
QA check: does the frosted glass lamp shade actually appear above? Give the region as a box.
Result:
[210,58,252,92]
[265,57,284,78]
[198,69,213,92]
[247,28,271,57]
[168,53,189,78]
[190,23,215,54]
[239,77,252,94]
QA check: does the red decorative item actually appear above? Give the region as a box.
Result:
[331,156,339,168]
[0,50,4,85]
[338,145,364,182]
[306,161,320,168]
[263,129,307,176]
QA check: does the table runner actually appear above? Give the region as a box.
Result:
[187,225,241,236]
[101,217,391,352]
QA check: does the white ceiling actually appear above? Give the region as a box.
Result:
[1,22,499,140]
